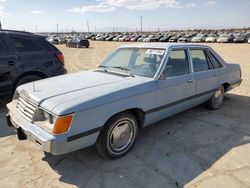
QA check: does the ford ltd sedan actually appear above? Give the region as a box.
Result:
[6,43,242,158]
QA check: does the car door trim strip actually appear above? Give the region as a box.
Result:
[145,89,216,114]
[67,126,102,142]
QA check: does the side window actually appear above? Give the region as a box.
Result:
[190,49,212,72]
[9,36,43,53]
[163,49,189,78]
[209,52,223,69]
[38,39,57,52]
[0,35,11,55]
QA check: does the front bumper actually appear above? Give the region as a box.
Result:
[6,101,100,155]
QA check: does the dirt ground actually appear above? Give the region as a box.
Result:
[0,41,250,188]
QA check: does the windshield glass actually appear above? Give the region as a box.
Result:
[101,48,166,77]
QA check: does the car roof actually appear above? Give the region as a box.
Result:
[120,43,210,50]
[0,29,44,38]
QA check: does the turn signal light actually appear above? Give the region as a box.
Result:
[53,114,73,134]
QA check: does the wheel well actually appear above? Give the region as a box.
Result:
[222,83,230,92]
[106,108,145,128]
[128,108,145,128]
[13,71,47,91]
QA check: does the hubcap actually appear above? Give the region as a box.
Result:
[109,119,136,153]
[214,88,223,106]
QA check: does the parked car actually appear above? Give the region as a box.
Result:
[178,34,194,43]
[130,35,141,42]
[191,33,208,42]
[233,33,248,43]
[205,34,218,42]
[119,36,128,42]
[217,34,234,43]
[143,35,157,42]
[113,35,123,41]
[105,35,116,41]
[0,30,67,98]
[6,43,242,159]
[66,38,90,48]
[169,34,182,42]
[159,35,172,42]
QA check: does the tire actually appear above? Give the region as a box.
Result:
[86,45,89,48]
[96,112,138,159]
[206,85,225,110]
[15,75,42,88]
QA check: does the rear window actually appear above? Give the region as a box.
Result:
[209,52,223,69]
[38,39,57,52]
[0,35,11,55]
[9,36,43,53]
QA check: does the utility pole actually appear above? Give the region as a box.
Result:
[95,25,96,33]
[87,21,89,33]
[56,23,59,33]
[140,16,143,32]
[0,20,2,30]
[35,25,38,33]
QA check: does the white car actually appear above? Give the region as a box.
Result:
[205,34,218,42]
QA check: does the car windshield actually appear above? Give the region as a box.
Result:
[100,48,166,77]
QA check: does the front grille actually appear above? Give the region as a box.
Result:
[17,96,37,122]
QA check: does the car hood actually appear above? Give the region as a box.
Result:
[17,71,154,115]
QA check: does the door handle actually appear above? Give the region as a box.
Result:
[187,79,194,83]
[213,73,219,76]
[8,61,16,66]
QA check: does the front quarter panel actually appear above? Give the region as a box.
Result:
[67,82,157,141]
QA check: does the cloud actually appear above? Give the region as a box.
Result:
[69,2,115,14]
[69,0,196,14]
[31,10,44,14]
[0,0,6,2]
[205,1,217,7]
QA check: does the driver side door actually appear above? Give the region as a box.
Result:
[146,48,196,124]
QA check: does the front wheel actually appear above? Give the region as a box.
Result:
[206,85,225,110]
[96,112,138,159]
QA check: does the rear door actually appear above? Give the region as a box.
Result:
[189,48,219,103]
[8,34,46,73]
[0,33,19,96]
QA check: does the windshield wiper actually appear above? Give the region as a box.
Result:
[98,65,108,72]
[112,66,134,77]
[112,66,130,71]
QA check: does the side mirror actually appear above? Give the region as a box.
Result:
[159,74,166,80]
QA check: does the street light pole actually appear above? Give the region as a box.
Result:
[140,16,143,33]
[56,23,59,33]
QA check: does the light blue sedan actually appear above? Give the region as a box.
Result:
[6,43,242,158]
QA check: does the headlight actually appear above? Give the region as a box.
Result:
[34,109,73,135]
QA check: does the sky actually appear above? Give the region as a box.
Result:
[0,0,249,32]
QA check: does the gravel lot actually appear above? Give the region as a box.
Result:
[0,41,250,188]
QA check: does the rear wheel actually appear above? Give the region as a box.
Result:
[206,85,224,110]
[96,112,138,159]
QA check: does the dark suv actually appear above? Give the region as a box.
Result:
[0,30,67,98]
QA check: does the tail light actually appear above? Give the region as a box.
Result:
[56,51,65,65]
